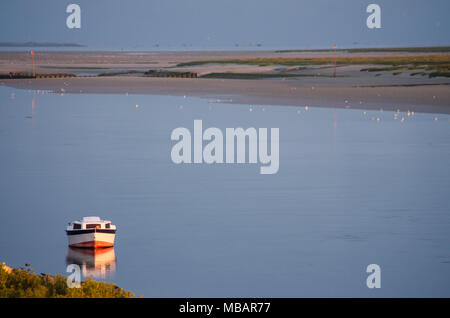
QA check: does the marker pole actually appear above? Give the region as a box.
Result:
[333,45,337,77]
[31,50,35,77]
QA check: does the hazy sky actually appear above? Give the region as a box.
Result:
[0,0,449,49]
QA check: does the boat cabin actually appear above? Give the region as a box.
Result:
[67,216,116,231]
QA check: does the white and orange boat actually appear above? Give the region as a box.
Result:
[66,216,117,248]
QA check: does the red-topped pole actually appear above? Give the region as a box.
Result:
[333,44,337,77]
[31,50,35,77]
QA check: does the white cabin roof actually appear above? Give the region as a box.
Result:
[82,216,101,222]
[72,216,111,224]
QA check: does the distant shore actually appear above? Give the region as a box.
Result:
[0,48,449,114]
[0,42,85,48]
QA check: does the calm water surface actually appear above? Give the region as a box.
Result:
[0,86,449,297]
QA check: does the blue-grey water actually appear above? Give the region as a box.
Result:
[0,86,449,297]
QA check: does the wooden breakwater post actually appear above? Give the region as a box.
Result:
[35,73,77,79]
[144,70,197,78]
[0,72,77,79]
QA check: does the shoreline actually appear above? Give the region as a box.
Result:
[1,49,449,114]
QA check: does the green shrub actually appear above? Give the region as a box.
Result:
[0,264,134,298]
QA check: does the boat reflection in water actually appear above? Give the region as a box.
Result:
[66,247,116,279]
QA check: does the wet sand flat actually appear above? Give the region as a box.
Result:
[3,76,449,115]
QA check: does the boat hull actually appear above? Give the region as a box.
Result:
[67,230,116,248]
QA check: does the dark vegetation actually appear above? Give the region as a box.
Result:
[0,264,134,298]
[200,72,341,79]
[175,55,450,78]
[275,46,450,53]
